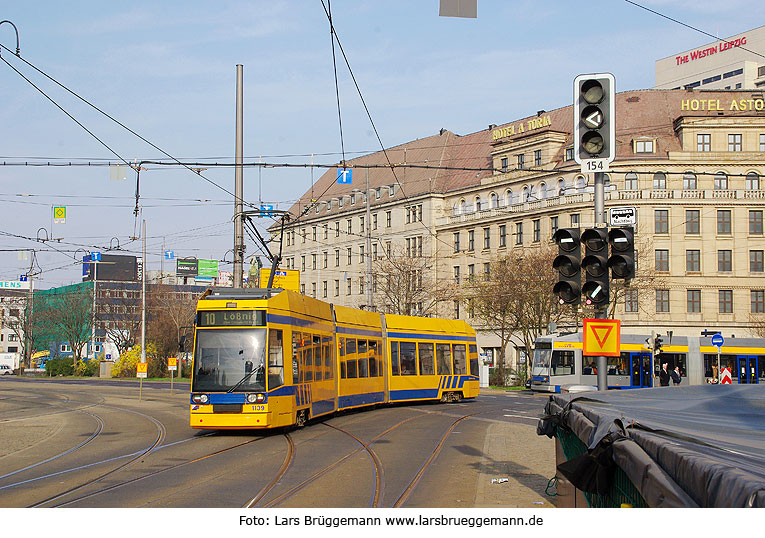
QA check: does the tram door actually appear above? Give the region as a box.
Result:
[736,355,759,384]
[630,352,652,388]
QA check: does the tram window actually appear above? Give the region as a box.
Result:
[323,337,333,380]
[369,340,379,377]
[400,342,417,375]
[303,334,313,382]
[340,361,346,379]
[553,351,576,375]
[268,329,285,389]
[453,344,467,375]
[313,335,322,380]
[469,344,479,376]
[346,358,358,378]
[607,356,626,375]
[292,331,302,384]
[418,343,435,375]
[436,344,451,375]
[376,340,384,376]
[358,351,368,378]
[357,339,369,378]
[391,341,400,376]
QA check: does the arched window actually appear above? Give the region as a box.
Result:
[683,171,697,190]
[653,172,666,190]
[490,192,498,208]
[746,172,760,191]
[529,184,537,201]
[539,183,548,199]
[522,186,530,202]
[714,172,728,190]
[459,199,466,215]
[557,178,566,196]
[624,172,638,190]
[575,176,585,192]
[474,196,481,212]
[505,189,513,206]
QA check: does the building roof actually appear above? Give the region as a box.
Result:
[279,88,765,226]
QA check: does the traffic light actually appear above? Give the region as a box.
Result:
[552,228,581,305]
[608,226,635,280]
[581,227,609,307]
[654,334,663,355]
[573,73,616,166]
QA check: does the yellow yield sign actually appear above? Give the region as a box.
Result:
[136,362,148,378]
[583,318,621,357]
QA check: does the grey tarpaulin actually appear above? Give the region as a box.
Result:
[537,384,765,507]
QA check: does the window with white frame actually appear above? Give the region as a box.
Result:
[634,138,654,153]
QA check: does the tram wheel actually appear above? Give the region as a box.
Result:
[295,409,308,428]
[451,392,463,403]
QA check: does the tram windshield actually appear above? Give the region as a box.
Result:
[532,343,552,376]
[192,328,267,392]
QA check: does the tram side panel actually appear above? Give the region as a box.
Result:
[334,305,386,411]
[385,314,479,402]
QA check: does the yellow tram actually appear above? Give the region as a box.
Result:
[190,288,480,430]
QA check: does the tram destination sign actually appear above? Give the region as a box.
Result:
[197,310,266,327]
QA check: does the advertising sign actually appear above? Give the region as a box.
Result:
[197,259,219,279]
[176,258,198,276]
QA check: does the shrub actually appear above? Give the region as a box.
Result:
[75,359,100,377]
[111,343,167,378]
[45,356,74,377]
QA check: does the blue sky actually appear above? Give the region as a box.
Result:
[1,1,764,287]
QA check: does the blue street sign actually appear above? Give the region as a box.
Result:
[711,333,724,348]
[90,252,101,262]
[337,168,352,184]
[164,250,175,260]
[19,275,28,282]
[260,204,274,217]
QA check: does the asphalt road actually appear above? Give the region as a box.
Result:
[0,378,556,508]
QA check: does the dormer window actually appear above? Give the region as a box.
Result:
[633,138,655,153]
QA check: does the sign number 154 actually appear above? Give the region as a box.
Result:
[582,159,609,173]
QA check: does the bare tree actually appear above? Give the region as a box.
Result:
[372,247,450,316]
[1,291,38,368]
[101,284,142,355]
[36,284,93,370]
[147,284,200,359]
[461,247,564,381]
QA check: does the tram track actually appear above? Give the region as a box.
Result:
[256,413,424,508]
[27,404,167,508]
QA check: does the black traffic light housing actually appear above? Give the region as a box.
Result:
[552,228,581,305]
[573,73,616,166]
[581,227,609,307]
[654,335,663,355]
[608,226,635,280]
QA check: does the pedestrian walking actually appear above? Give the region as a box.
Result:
[659,362,670,386]
[671,366,681,386]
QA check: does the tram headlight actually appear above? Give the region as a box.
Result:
[192,394,209,404]
[247,393,266,404]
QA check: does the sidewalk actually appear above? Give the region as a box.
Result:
[474,390,557,508]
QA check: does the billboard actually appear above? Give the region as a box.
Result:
[176,258,199,277]
[82,254,138,282]
[176,258,219,279]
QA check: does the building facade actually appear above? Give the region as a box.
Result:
[277,88,765,372]
[655,26,765,90]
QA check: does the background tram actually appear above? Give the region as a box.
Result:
[189,288,480,430]
[531,332,765,392]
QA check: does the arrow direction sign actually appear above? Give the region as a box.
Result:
[583,318,621,357]
[583,109,603,129]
